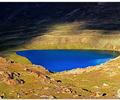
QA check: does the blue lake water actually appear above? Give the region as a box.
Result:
[16,50,118,72]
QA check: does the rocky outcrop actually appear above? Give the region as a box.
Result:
[0,57,49,86]
[25,68,50,80]
[1,71,25,85]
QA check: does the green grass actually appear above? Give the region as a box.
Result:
[4,52,31,64]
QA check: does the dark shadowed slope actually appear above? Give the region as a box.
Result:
[0,3,120,51]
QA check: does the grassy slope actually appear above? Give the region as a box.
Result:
[1,22,120,98]
[0,57,95,99]
[51,56,120,98]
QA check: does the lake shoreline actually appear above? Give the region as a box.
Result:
[3,49,119,74]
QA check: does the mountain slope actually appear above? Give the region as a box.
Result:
[0,3,120,99]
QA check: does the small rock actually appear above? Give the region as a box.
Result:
[24,92,29,95]
[16,79,25,84]
[94,92,102,97]
[117,89,120,98]
[49,95,56,99]
[93,86,99,89]
[78,94,82,96]
[40,95,56,99]
[56,80,62,83]
[118,66,120,69]
[0,96,4,99]
[102,93,107,96]
[34,93,39,96]
[10,61,15,63]
[62,87,73,94]
[17,93,20,98]
[20,79,25,84]
[40,95,48,99]
[50,78,55,81]
[0,71,4,75]
[0,93,5,99]
[73,94,79,97]
[57,91,60,94]
[82,88,92,93]
[103,83,109,87]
